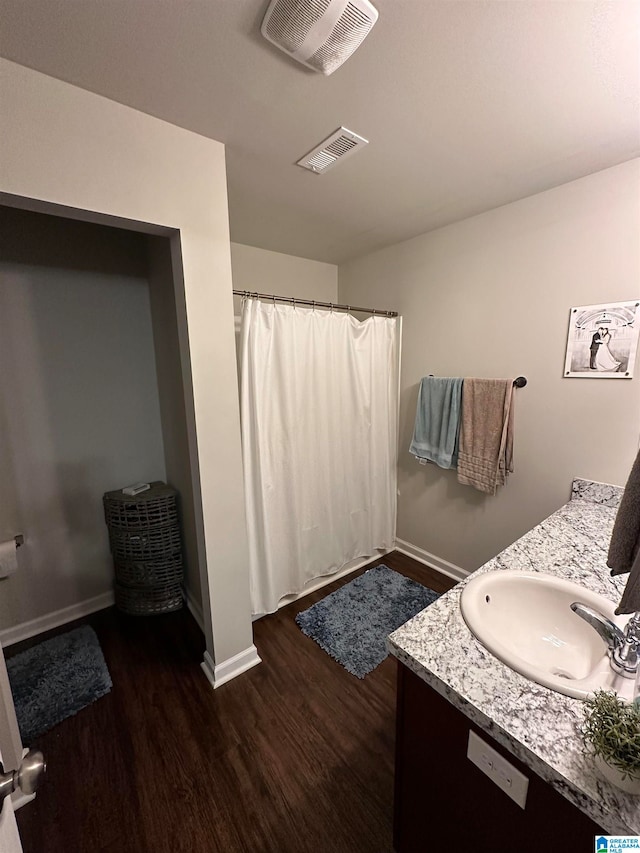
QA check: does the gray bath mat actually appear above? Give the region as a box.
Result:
[295,565,439,678]
[6,625,112,743]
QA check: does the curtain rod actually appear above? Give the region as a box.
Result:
[233,290,398,318]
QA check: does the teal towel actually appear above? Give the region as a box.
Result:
[409,377,463,469]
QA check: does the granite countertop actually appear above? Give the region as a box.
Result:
[388,479,639,836]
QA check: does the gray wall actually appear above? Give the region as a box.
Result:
[0,208,166,629]
[339,160,640,573]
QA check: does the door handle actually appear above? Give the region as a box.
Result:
[0,750,46,810]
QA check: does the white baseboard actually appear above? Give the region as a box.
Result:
[0,591,115,648]
[200,645,262,689]
[184,586,204,633]
[250,549,393,622]
[394,538,468,583]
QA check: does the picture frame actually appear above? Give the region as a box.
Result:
[564,300,640,379]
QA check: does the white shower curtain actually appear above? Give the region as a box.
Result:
[240,297,399,616]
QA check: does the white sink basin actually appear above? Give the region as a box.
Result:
[460,570,633,701]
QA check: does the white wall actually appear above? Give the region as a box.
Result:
[230,243,338,306]
[340,160,640,573]
[0,208,166,630]
[230,242,338,388]
[0,59,256,680]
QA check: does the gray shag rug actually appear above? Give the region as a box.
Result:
[295,565,439,678]
[6,625,112,743]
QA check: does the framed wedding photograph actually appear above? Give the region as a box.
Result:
[564,300,640,379]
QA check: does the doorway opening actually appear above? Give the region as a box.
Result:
[0,201,210,773]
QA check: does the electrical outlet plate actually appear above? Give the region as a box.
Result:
[467,730,529,809]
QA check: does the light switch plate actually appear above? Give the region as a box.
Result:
[467,730,529,809]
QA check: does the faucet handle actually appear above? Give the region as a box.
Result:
[610,611,640,678]
[624,611,640,643]
[570,602,625,651]
[571,603,640,679]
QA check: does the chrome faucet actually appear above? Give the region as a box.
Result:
[570,603,640,679]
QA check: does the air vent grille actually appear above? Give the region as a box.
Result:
[264,0,331,53]
[261,0,378,76]
[325,136,358,156]
[297,127,368,174]
[307,151,338,171]
[306,3,375,74]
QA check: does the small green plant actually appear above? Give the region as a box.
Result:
[581,690,640,781]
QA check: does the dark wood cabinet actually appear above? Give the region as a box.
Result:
[393,661,605,853]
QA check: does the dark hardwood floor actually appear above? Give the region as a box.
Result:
[12,552,454,853]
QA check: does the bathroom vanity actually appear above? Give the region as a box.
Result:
[389,479,639,851]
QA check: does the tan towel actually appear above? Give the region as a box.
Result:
[607,448,640,614]
[456,378,514,495]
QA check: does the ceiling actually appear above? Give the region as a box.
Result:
[1,1,639,264]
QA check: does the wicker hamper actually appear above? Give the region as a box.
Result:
[103,482,178,530]
[114,582,183,616]
[108,526,182,562]
[103,482,184,615]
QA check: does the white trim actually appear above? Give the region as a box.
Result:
[0,641,22,774]
[11,789,35,812]
[200,651,216,687]
[0,591,115,648]
[394,538,468,583]
[251,550,393,620]
[184,586,204,633]
[394,316,402,545]
[200,645,262,689]
[276,553,385,608]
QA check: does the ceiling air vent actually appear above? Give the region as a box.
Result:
[261,0,378,76]
[297,127,369,174]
